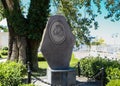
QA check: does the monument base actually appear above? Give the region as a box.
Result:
[47,68,76,86]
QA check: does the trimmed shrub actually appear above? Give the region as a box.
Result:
[1,50,8,55]
[0,61,26,86]
[106,79,120,86]
[2,47,8,50]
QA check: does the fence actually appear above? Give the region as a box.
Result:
[27,61,105,86]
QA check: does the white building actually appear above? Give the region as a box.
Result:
[0,32,8,48]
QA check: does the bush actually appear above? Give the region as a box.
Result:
[2,47,8,50]
[106,67,120,81]
[1,50,8,55]
[0,55,1,58]
[80,56,120,78]
[0,61,26,86]
[38,53,46,61]
[79,56,120,85]
[106,79,120,86]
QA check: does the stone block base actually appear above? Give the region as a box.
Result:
[47,68,76,86]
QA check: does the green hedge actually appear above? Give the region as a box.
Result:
[2,47,8,51]
[0,47,8,58]
[106,67,120,81]
[79,56,120,84]
[1,50,8,56]
[106,79,120,86]
[0,61,26,86]
[80,56,120,78]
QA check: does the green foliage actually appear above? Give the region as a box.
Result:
[38,53,79,69]
[38,53,46,61]
[0,61,26,86]
[19,84,35,86]
[0,26,8,32]
[91,38,105,45]
[1,50,8,55]
[54,0,120,46]
[0,49,8,58]
[106,79,120,86]
[2,0,50,40]
[0,83,1,86]
[106,67,120,81]
[27,0,50,40]
[38,61,48,69]
[0,1,5,21]
[2,46,8,50]
[80,57,95,77]
[80,56,120,78]
[0,47,8,58]
[70,53,79,67]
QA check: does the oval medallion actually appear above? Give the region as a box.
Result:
[49,21,66,44]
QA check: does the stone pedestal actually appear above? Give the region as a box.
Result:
[47,68,76,86]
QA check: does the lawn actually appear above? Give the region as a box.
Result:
[38,53,79,69]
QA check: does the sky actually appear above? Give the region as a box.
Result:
[90,15,120,44]
[0,0,120,44]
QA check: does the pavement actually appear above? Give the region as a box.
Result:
[31,76,101,86]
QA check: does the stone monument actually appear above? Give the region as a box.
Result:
[40,15,76,86]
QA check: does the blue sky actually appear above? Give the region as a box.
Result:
[0,0,120,44]
[90,14,120,44]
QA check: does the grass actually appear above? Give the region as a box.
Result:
[37,53,79,76]
[38,61,49,69]
[38,53,79,69]
[70,53,79,67]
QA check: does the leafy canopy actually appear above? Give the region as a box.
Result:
[52,0,120,46]
[0,0,120,44]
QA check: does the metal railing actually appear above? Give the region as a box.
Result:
[27,61,51,85]
[89,67,105,86]
[73,62,105,86]
[27,61,105,86]
[73,61,81,77]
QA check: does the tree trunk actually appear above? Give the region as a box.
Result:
[1,0,50,71]
[27,39,40,71]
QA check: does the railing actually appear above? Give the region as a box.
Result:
[27,61,31,83]
[27,61,51,85]
[27,61,105,86]
[73,62,105,86]
[89,67,105,86]
[73,61,81,77]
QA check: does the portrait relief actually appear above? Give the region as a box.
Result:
[49,21,66,44]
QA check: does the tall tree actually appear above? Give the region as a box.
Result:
[1,0,50,71]
[0,0,120,70]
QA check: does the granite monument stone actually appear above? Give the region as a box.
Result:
[41,15,75,69]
